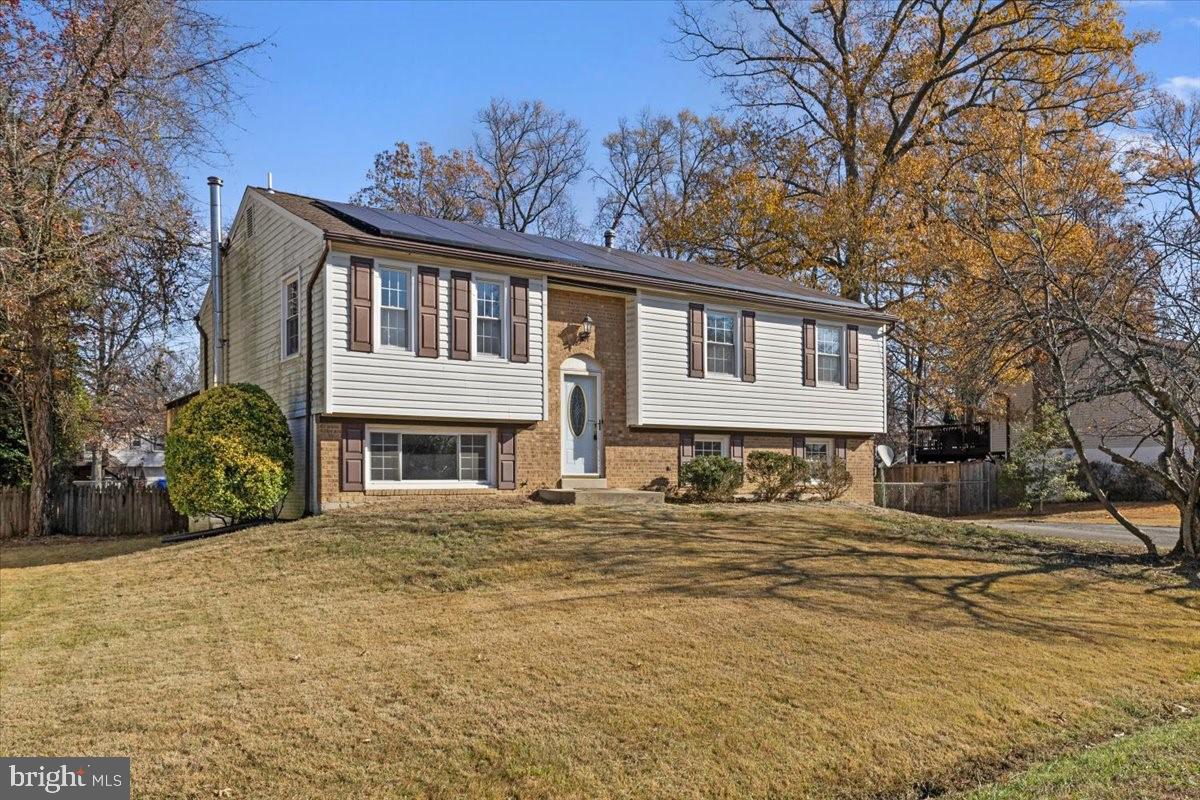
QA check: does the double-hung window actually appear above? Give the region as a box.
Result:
[368,429,492,486]
[379,268,410,349]
[476,279,503,357]
[694,434,729,458]
[816,324,843,384]
[705,310,736,376]
[804,438,832,463]
[282,277,300,358]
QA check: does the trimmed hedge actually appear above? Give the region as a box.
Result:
[746,451,809,501]
[165,383,294,522]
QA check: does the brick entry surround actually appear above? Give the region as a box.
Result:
[316,287,875,509]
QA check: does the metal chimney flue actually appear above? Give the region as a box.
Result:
[603,228,615,249]
[207,176,223,386]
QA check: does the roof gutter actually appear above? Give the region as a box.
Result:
[303,239,332,516]
[321,231,898,324]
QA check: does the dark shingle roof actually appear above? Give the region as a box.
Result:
[255,188,891,320]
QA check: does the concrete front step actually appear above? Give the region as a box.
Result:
[559,476,608,489]
[537,488,665,506]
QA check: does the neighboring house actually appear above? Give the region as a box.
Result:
[75,436,166,484]
[193,187,894,517]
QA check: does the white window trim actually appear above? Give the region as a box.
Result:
[694,433,730,458]
[804,436,834,463]
[815,322,846,388]
[471,273,508,361]
[704,306,739,379]
[374,263,415,353]
[364,424,495,489]
[280,273,301,362]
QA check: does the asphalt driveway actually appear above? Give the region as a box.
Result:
[979,519,1178,550]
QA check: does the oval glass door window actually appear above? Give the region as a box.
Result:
[569,384,586,437]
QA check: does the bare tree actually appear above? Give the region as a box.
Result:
[351,141,489,222]
[0,0,261,533]
[474,98,587,237]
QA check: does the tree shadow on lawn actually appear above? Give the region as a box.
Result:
[0,535,163,569]
[496,506,1199,647]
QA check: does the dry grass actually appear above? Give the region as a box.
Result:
[1,503,1197,799]
[973,501,1181,528]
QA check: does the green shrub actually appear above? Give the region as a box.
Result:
[1000,402,1088,512]
[809,459,852,501]
[165,383,294,523]
[679,455,743,502]
[746,451,808,501]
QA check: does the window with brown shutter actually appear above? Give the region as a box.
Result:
[341,422,365,491]
[741,311,756,382]
[497,426,517,489]
[450,270,471,360]
[802,318,816,386]
[417,266,439,358]
[679,432,695,469]
[688,303,704,378]
[846,324,859,390]
[349,257,373,352]
[792,434,806,458]
[510,277,529,363]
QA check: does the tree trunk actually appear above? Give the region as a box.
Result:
[25,339,54,537]
[1176,495,1199,562]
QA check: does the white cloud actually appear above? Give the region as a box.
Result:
[1160,76,1200,97]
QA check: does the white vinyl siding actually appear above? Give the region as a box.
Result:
[635,292,886,433]
[326,254,544,421]
[215,190,325,519]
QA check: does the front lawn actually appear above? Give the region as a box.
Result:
[1,503,1196,799]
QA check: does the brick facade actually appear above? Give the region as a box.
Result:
[314,287,876,510]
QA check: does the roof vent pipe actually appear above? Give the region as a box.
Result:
[267,171,274,194]
[603,228,615,248]
[207,176,224,385]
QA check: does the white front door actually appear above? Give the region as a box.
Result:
[562,374,599,475]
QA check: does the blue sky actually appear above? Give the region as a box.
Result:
[187,0,1200,230]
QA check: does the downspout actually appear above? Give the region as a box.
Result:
[193,314,209,391]
[207,176,224,385]
[304,240,332,516]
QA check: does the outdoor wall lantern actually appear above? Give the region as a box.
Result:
[578,315,594,341]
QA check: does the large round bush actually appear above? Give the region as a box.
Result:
[165,383,294,522]
[679,455,743,502]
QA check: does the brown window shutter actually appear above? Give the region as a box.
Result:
[497,426,517,489]
[730,433,744,463]
[510,277,529,363]
[679,431,695,469]
[741,311,756,382]
[846,324,859,390]
[417,266,439,358]
[341,422,365,491]
[802,318,816,386]
[792,434,806,458]
[450,271,471,360]
[835,437,847,462]
[688,303,705,378]
[349,257,374,352]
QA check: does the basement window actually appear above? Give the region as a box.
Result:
[366,428,493,488]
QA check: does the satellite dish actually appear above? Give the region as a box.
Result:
[876,444,895,467]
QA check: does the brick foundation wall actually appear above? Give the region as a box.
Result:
[315,287,876,509]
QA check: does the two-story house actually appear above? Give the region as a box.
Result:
[194,185,894,516]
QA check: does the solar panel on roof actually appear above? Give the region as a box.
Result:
[314,198,870,311]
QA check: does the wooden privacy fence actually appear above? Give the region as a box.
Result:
[0,484,187,537]
[875,461,1000,517]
